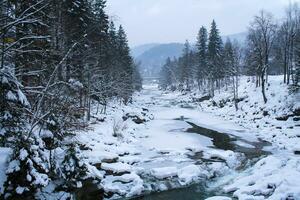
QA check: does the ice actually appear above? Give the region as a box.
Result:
[64,77,300,199]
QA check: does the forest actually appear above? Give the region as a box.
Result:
[1,0,141,199]
[1,0,300,200]
[160,8,300,105]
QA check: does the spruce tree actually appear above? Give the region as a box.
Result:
[116,25,134,104]
[196,26,208,89]
[207,20,223,96]
[181,40,192,89]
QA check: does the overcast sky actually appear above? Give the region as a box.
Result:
[106,0,299,47]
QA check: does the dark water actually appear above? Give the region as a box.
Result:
[76,120,271,200]
[130,122,271,200]
[131,184,225,200]
[186,122,271,159]
[173,118,270,159]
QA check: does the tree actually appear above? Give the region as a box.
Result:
[247,10,277,103]
[207,20,223,96]
[196,26,208,90]
[160,57,173,89]
[223,39,241,110]
[180,40,192,89]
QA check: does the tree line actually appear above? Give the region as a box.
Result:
[0,0,141,199]
[160,4,300,106]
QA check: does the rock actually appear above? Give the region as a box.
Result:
[122,113,146,124]
[276,115,290,121]
[102,157,119,163]
[75,178,104,200]
[294,108,300,116]
[293,117,300,121]
[142,108,149,112]
[263,111,269,116]
[193,95,211,102]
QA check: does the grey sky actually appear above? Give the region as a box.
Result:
[106,0,299,47]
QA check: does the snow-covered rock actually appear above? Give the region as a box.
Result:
[205,196,232,200]
[151,167,178,179]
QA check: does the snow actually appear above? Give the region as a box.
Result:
[205,197,232,200]
[16,186,27,194]
[178,165,203,184]
[101,162,131,173]
[0,148,11,194]
[19,148,28,161]
[203,149,242,168]
[223,155,300,200]
[151,167,178,179]
[156,75,300,199]
[28,76,297,199]
[70,83,262,199]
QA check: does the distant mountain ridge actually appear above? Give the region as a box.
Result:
[132,32,247,77]
[131,43,159,58]
[134,43,184,77]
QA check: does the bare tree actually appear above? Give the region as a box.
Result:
[247,10,277,103]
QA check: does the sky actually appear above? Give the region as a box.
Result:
[106,0,300,47]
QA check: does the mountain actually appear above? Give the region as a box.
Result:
[131,43,160,58]
[134,43,184,77]
[133,32,247,78]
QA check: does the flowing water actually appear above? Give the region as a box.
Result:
[76,85,272,200]
[130,119,271,200]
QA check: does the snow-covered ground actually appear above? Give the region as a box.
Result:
[155,76,300,199]
[71,77,300,199]
[1,76,299,200]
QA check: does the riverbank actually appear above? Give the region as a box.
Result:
[1,78,299,200]
[160,75,300,199]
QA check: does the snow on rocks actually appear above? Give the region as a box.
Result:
[205,197,232,200]
[178,165,204,184]
[151,167,178,179]
[101,172,144,198]
[71,81,300,199]
[203,149,243,169]
[101,162,131,175]
[223,155,300,199]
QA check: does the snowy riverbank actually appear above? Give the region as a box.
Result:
[159,75,300,199]
[1,76,300,200]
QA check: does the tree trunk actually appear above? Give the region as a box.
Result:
[261,70,267,103]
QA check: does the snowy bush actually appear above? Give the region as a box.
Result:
[3,136,50,200]
[0,67,29,146]
[58,143,87,191]
[112,119,126,139]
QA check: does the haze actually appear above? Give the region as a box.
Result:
[106,0,299,47]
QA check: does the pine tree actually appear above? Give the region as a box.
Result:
[196,26,208,90]
[160,58,173,89]
[207,20,223,96]
[181,40,192,89]
[116,25,134,104]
